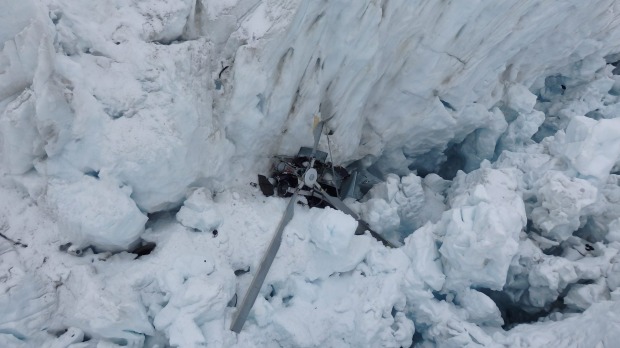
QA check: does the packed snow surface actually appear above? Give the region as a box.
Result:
[2,0,620,347]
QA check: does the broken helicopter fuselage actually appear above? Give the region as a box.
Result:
[256,146,392,246]
[257,146,383,205]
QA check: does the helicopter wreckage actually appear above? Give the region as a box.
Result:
[230,119,396,333]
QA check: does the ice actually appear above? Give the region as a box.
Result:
[152,257,234,347]
[530,171,598,242]
[505,84,538,115]
[498,109,545,153]
[0,89,43,174]
[360,198,400,238]
[562,116,620,182]
[0,2,47,103]
[500,301,620,347]
[564,280,610,311]
[609,218,620,243]
[176,188,222,233]
[134,0,194,43]
[503,237,619,311]
[0,239,56,344]
[401,223,445,292]
[2,0,620,346]
[2,0,620,251]
[440,168,526,291]
[458,106,508,172]
[46,176,147,251]
[359,173,446,242]
[60,263,155,345]
[456,288,503,327]
[308,207,356,254]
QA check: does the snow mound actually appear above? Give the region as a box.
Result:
[47,176,147,251]
[308,207,356,254]
[176,188,222,233]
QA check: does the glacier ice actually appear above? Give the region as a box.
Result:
[2,0,620,347]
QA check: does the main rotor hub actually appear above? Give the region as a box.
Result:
[304,168,318,187]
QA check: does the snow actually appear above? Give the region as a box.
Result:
[530,171,598,242]
[47,175,148,251]
[2,0,620,347]
[176,188,222,233]
[562,116,620,182]
[501,300,620,348]
[308,207,356,254]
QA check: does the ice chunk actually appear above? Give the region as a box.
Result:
[407,297,497,347]
[440,203,520,290]
[515,244,618,309]
[456,288,503,326]
[505,83,538,114]
[360,198,400,236]
[440,168,526,291]
[498,109,545,151]
[59,264,153,345]
[402,223,445,292]
[360,172,446,241]
[531,171,597,242]
[0,3,49,102]
[563,116,620,181]
[528,257,579,307]
[153,270,234,347]
[134,0,194,43]
[47,176,147,251]
[0,89,44,174]
[564,280,610,311]
[308,207,357,254]
[365,173,400,202]
[176,188,222,232]
[502,300,620,347]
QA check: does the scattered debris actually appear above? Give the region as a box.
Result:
[218,65,230,79]
[234,268,250,276]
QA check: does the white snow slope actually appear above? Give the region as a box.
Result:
[2,0,620,347]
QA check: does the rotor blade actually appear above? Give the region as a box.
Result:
[358,220,397,248]
[314,183,359,220]
[230,192,297,333]
[311,121,324,157]
[315,183,396,248]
